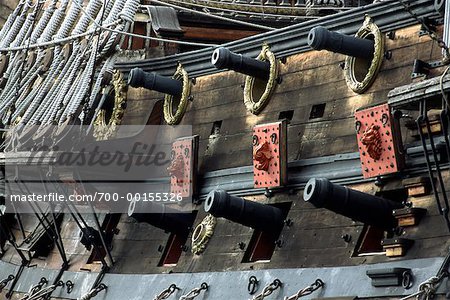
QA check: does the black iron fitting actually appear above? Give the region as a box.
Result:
[308,26,375,59]
[211,47,271,80]
[128,68,183,97]
[303,178,403,230]
[80,226,102,251]
[204,190,285,234]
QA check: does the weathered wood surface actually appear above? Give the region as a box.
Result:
[125,25,442,172]
[4,25,450,276]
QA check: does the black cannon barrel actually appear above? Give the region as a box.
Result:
[128,201,194,235]
[128,67,183,97]
[211,47,271,80]
[308,26,375,59]
[303,178,403,230]
[204,190,284,234]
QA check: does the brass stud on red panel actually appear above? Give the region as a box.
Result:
[252,120,287,188]
[167,135,199,198]
[355,103,404,179]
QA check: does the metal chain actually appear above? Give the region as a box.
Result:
[179,283,208,300]
[155,284,180,300]
[26,281,64,300]
[284,279,324,300]
[400,271,449,300]
[398,0,450,57]
[0,275,15,292]
[20,277,48,300]
[252,279,282,300]
[78,283,107,300]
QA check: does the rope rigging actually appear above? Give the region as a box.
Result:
[0,0,218,135]
[20,280,64,300]
[400,246,450,300]
[252,279,282,300]
[284,279,324,300]
[145,0,328,21]
[179,283,208,300]
[397,0,450,59]
[0,275,15,293]
[154,284,180,300]
[78,283,107,300]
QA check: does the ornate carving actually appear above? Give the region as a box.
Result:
[253,141,273,171]
[361,124,383,160]
[167,153,185,185]
[191,214,216,255]
[163,64,191,125]
[93,70,127,141]
[244,43,279,115]
[344,15,384,94]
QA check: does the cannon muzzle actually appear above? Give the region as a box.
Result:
[211,47,271,80]
[308,26,375,59]
[204,190,284,234]
[303,178,402,230]
[128,68,183,97]
[128,201,195,235]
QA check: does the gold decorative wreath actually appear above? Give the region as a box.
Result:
[244,43,279,115]
[344,15,384,94]
[191,214,216,255]
[93,70,127,141]
[163,64,191,125]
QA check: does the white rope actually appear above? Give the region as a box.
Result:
[0,5,28,48]
[20,0,114,125]
[399,290,425,300]
[30,0,58,44]
[0,1,27,42]
[0,21,120,52]
[173,0,351,10]
[0,5,217,52]
[145,0,319,19]
[70,0,219,47]
[399,275,447,300]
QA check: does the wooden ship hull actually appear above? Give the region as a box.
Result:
[0,0,450,299]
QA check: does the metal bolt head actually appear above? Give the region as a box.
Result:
[238,242,246,250]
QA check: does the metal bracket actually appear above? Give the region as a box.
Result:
[411,59,446,79]
[418,17,440,36]
[366,268,413,289]
[248,276,259,295]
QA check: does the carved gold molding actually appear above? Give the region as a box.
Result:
[191,214,216,255]
[344,15,384,94]
[93,70,127,141]
[244,43,279,115]
[163,64,191,125]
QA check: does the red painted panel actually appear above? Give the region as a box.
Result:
[168,136,199,198]
[355,103,404,179]
[252,121,287,189]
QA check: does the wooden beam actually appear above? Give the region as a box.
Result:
[181,26,261,42]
